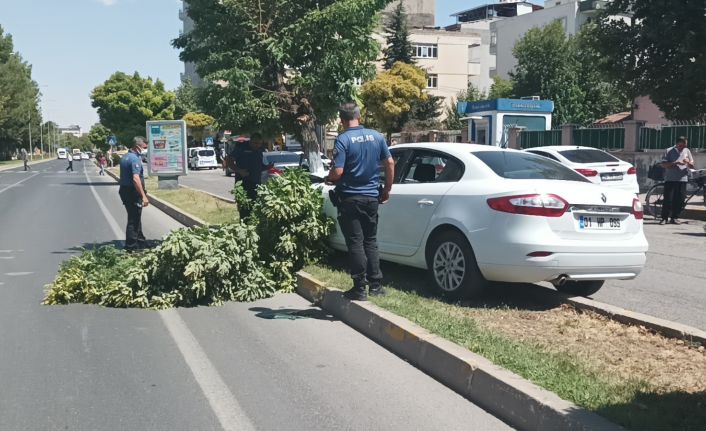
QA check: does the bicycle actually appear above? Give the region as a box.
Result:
[644,169,706,219]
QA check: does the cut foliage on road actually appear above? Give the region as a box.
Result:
[305,263,706,431]
[44,170,333,308]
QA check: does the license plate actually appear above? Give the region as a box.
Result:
[601,173,623,182]
[578,216,621,230]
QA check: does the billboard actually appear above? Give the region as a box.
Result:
[146,120,188,176]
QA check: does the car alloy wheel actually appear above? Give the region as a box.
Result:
[433,242,466,292]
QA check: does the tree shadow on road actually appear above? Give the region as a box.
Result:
[63,182,118,187]
[597,389,706,431]
[320,251,561,312]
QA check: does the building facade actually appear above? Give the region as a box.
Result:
[58,125,82,138]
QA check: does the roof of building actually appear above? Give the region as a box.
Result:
[451,2,543,23]
[593,112,632,125]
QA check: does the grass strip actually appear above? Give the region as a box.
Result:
[305,263,706,431]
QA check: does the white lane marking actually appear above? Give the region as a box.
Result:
[0,256,15,260]
[85,166,255,431]
[81,324,91,354]
[5,272,33,276]
[0,172,39,195]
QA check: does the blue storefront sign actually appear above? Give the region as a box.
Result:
[458,98,554,115]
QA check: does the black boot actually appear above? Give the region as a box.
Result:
[343,276,368,301]
[368,281,385,297]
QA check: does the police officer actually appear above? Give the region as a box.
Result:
[228,133,270,218]
[119,137,149,251]
[326,102,395,301]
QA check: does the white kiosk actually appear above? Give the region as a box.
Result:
[458,98,554,147]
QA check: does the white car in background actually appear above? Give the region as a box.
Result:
[523,146,639,194]
[188,147,218,170]
[321,143,648,298]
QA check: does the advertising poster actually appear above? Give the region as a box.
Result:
[146,120,187,176]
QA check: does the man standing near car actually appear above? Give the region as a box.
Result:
[227,133,269,218]
[326,102,394,301]
[119,137,149,251]
[660,136,694,224]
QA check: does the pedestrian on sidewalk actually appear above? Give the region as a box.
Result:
[119,137,150,251]
[98,154,107,176]
[66,154,73,172]
[325,102,395,301]
[660,136,694,224]
[21,148,30,171]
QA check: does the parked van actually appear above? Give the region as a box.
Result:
[57,148,68,159]
[188,147,218,170]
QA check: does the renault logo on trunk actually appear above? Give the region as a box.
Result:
[601,193,607,203]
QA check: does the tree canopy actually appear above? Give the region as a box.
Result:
[173,0,392,172]
[174,78,200,119]
[90,72,175,146]
[183,112,216,144]
[488,76,514,100]
[0,25,41,160]
[595,0,706,121]
[382,1,414,69]
[87,123,112,152]
[511,21,627,126]
[443,83,486,130]
[360,62,427,136]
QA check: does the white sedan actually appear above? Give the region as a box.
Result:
[322,143,648,298]
[523,146,639,194]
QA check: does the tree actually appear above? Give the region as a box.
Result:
[382,1,414,69]
[403,95,443,131]
[183,112,216,145]
[173,0,392,174]
[443,83,486,130]
[488,76,514,99]
[360,62,427,136]
[510,21,626,126]
[88,124,112,152]
[595,1,706,121]
[174,78,199,119]
[0,25,41,160]
[90,72,176,146]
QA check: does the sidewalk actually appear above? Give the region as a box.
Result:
[640,192,706,221]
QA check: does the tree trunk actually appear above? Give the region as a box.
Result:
[300,119,324,176]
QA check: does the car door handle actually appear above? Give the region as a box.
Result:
[417,199,435,206]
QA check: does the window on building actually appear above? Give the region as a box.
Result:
[413,44,438,59]
[490,31,497,47]
[427,74,438,89]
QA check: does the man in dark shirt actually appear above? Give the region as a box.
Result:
[119,137,149,251]
[326,102,395,301]
[660,136,694,224]
[227,133,270,218]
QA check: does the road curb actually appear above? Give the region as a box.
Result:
[104,168,207,227]
[296,272,623,431]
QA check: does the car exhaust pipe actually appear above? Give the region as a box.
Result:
[554,275,569,287]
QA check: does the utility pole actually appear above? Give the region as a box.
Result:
[40,121,44,159]
[28,111,33,161]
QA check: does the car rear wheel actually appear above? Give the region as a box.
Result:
[427,230,486,299]
[554,280,604,297]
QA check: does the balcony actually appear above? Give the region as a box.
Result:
[468,62,481,76]
[579,0,608,13]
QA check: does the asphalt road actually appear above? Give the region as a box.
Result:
[182,167,706,330]
[0,159,513,431]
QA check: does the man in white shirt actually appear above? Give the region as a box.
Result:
[660,136,694,224]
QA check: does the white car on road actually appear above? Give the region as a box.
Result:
[523,146,639,194]
[188,147,218,170]
[322,143,648,298]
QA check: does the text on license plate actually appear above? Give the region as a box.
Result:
[601,174,623,181]
[579,216,621,230]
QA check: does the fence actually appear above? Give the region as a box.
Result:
[639,124,706,150]
[572,125,625,150]
[518,129,561,148]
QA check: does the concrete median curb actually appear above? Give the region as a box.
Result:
[296,272,624,431]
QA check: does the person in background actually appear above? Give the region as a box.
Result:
[119,137,149,251]
[66,153,73,172]
[228,133,271,219]
[326,102,395,301]
[20,148,30,171]
[98,154,107,176]
[660,136,694,224]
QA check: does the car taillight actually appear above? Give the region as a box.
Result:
[575,168,598,177]
[632,198,643,220]
[268,167,283,175]
[627,167,636,175]
[487,194,569,218]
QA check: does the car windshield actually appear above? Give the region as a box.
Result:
[198,150,214,157]
[264,153,301,164]
[558,149,619,163]
[472,151,590,182]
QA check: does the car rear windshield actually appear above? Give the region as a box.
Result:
[472,151,590,182]
[198,150,214,157]
[558,149,619,163]
[264,154,301,164]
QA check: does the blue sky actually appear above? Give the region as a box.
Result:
[0,0,488,131]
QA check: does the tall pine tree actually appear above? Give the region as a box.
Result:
[383,2,414,69]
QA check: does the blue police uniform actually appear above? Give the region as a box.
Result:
[332,125,391,299]
[118,150,146,250]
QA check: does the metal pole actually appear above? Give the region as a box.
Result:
[40,120,44,159]
[28,111,33,161]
